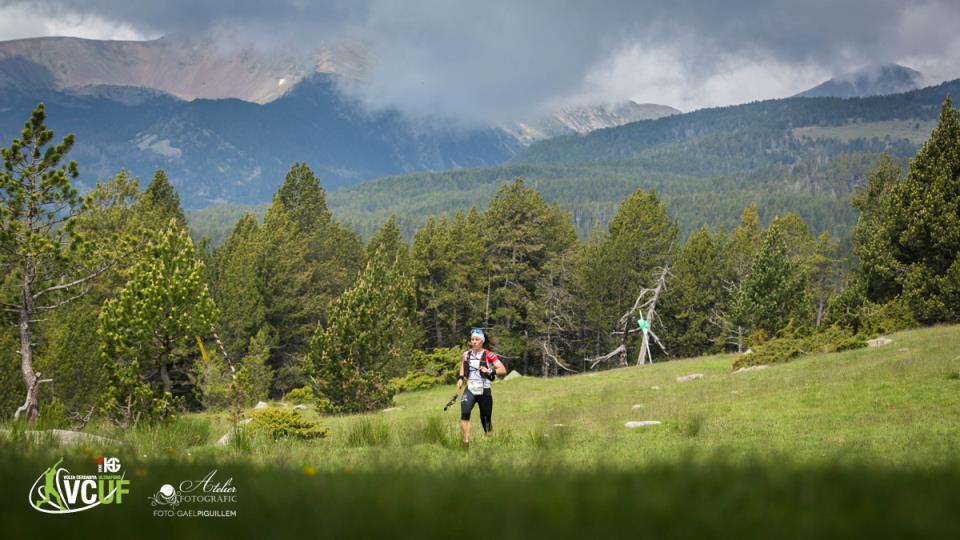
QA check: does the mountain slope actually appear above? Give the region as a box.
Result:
[510,78,957,167]
[795,63,924,99]
[505,101,680,144]
[0,75,519,206]
[0,35,367,103]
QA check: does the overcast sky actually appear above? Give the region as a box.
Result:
[2,0,959,123]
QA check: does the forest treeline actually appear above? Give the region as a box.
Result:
[2,98,958,423]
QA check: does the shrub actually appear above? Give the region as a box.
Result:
[283,386,336,415]
[733,324,865,370]
[284,386,317,405]
[388,348,460,394]
[248,408,327,440]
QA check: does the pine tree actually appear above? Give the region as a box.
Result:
[310,249,416,412]
[366,215,409,269]
[258,163,363,392]
[34,171,143,419]
[581,188,677,366]
[138,169,187,230]
[210,213,266,360]
[740,222,807,338]
[0,104,111,421]
[98,223,218,424]
[661,226,727,357]
[411,210,486,349]
[714,203,763,352]
[482,178,577,371]
[854,99,960,323]
[852,154,904,304]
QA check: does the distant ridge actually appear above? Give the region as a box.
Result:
[795,63,924,99]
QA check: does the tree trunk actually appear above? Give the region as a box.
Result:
[618,327,629,367]
[159,344,173,395]
[816,296,826,330]
[15,263,39,422]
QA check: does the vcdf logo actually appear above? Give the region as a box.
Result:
[29,457,130,514]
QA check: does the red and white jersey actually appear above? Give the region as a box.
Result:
[462,349,502,390]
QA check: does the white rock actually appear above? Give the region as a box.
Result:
[216,419,253,446]
[867,337,893,347]
[292,404,307,410]
[676,373,704,383]
[553,423,565,427]
[650,386,661,390]
[624,421,662,428]
[254,401,270,409]
[631,404,644,409]
[733,365,769,374]
[382,407,403,413]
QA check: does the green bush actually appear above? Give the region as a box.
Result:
[733,324,865,369]
[248,408,327,440]
[283,386,316,405]
[388,348,459,394]
[858,298,918,338]
[284,386,335,415]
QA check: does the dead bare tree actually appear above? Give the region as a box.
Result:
[535,254,580,376]
[586,265,671,369]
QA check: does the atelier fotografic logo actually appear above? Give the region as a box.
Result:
[150,469,238,518]
[29,457,130,514]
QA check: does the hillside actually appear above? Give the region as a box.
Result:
[511,78,957,166]
[3,325,958,538]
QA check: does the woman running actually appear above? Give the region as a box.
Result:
[457,328,507,446]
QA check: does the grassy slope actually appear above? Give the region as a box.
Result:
[793,119,939,144]
[3,325,959,538]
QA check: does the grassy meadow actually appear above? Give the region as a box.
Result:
[2,324,959,538]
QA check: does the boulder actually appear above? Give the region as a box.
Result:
[254,401,270,409]
[867,337,893,347]
[216,419,253,446]
[624,421,661,428]
[632,404,644,409]
[676,373,704,383]
[382,407,403,413]
[733,365,769,374]
[503,370,523,381]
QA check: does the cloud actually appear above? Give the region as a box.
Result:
[0,2,155,41]
[2,0,959,122]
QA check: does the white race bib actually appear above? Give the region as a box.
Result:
[467,378,484,396]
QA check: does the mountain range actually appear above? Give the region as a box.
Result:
[0,36,673,206]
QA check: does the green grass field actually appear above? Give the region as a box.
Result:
[3,324,959,538]
[793,119,939,145]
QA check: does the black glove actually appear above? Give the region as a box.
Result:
[485,369,496,381]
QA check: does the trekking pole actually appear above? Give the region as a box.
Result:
[443,391,460,411]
